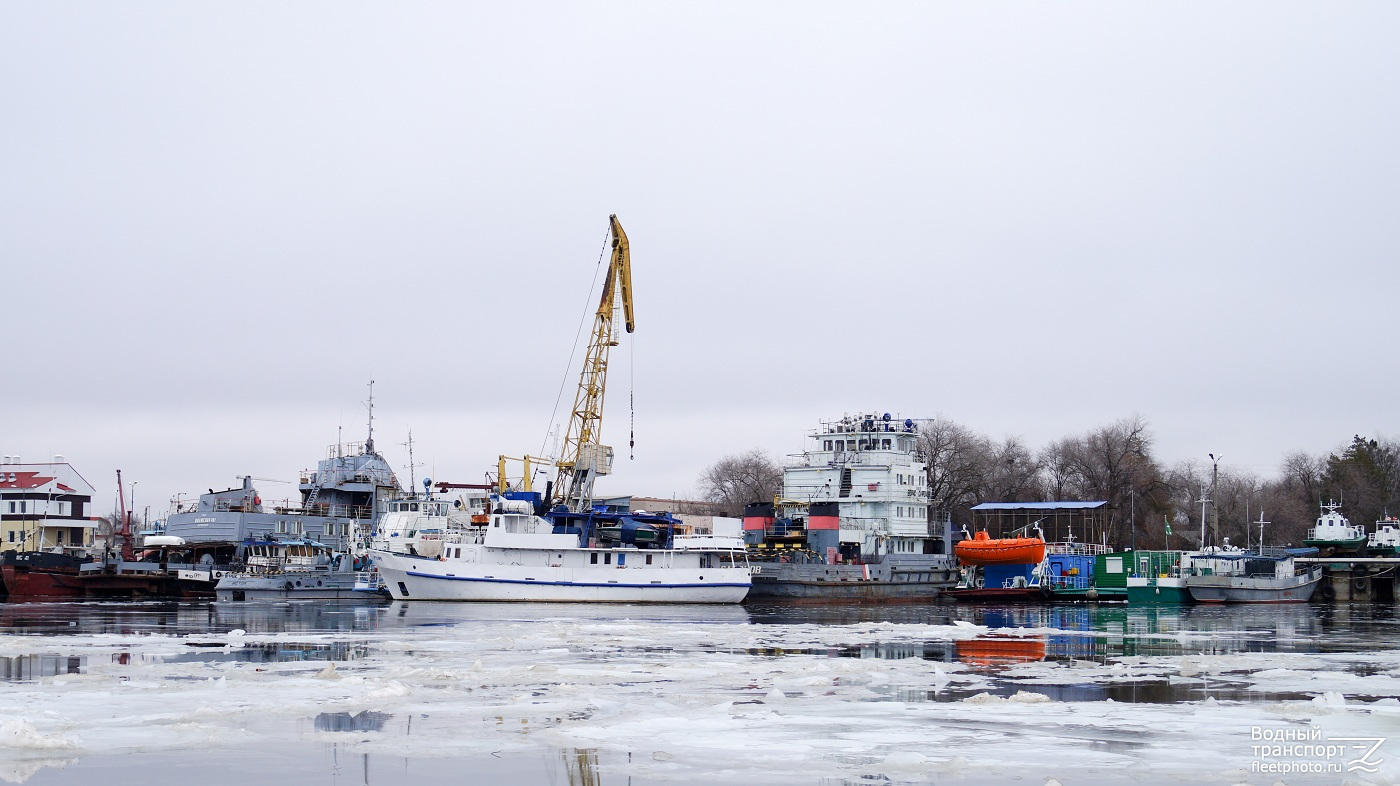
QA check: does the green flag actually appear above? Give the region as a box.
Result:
[1164,516,1172,535]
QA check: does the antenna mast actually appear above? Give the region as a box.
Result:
[365,379,376,454]
[402,429,421,496]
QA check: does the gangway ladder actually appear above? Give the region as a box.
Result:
[839,468,853,498]
[304,476,325,513]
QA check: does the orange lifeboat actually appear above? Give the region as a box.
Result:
[954,531,1046,566]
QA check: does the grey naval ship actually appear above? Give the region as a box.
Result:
[744,413,958,601]
[165,425,402,560]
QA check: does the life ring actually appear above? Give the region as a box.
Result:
[1319,582,1336,601]
[213,571,224,579]
[1039,584,1053,600]
[1352,577,1368,592]
[284,580,294,591]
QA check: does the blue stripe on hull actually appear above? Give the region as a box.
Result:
[404,571,750,590]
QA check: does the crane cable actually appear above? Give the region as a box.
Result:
[629,333,635,460]
[540,227,613,459]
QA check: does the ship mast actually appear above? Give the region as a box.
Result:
[554,215,634,512]
[365,379,376,454]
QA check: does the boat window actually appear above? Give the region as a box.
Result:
[824,440,832,450]
[882,439,891,449]
[591,553,598,564]
[646,554,653,565]
[410,503,419,512]
[847,440,856,450]
[604,553,611,565]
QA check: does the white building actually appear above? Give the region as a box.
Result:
[0,457,99,551]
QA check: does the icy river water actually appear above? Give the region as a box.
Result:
[2,600,1399,786]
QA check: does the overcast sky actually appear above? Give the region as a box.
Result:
[2,3,1397,516]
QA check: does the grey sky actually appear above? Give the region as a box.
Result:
[3,3,1397,515]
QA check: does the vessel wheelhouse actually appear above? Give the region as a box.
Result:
[743,413,959,601]
[1303,502,1367,555]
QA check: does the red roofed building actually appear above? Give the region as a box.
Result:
[0,458,99,552]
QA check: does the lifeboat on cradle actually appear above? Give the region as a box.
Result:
[954,531,1045,566]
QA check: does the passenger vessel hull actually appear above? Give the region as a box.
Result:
[371,551,750,603]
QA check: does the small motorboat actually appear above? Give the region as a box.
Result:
[954,531,1046,566]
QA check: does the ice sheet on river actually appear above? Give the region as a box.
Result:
[1,604,1398,785]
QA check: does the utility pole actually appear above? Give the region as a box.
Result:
[1198,484,1209,549]
[1129,487,1136,552]
[1208,453,1222,547]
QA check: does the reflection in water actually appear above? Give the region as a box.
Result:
[560,748,601,786]
[0,600,392,638]
[954,636,1047,666]
[314,711,391,733]
[0,654,82,682]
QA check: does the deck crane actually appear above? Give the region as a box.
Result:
[554,215,634,512]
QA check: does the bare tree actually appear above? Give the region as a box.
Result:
[917,417,992,517]
[698,448,783,516]
[983,436,1042,502]
[1036,415,1164,544]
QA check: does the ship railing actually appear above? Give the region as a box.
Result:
[326,441,368,459]
[271,502,376,519]
[1043,573,1093,591]
[353,569,383,590]
[1045,542,1111,556]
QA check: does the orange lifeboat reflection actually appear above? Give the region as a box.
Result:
[955,635,1047,666]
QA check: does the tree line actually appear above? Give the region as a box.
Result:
[699,416,1400,548]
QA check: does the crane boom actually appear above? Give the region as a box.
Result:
[555,215,634,511]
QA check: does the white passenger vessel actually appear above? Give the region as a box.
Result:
[370,496,752,603]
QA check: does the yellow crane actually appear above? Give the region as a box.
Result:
[555,215,634,512]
